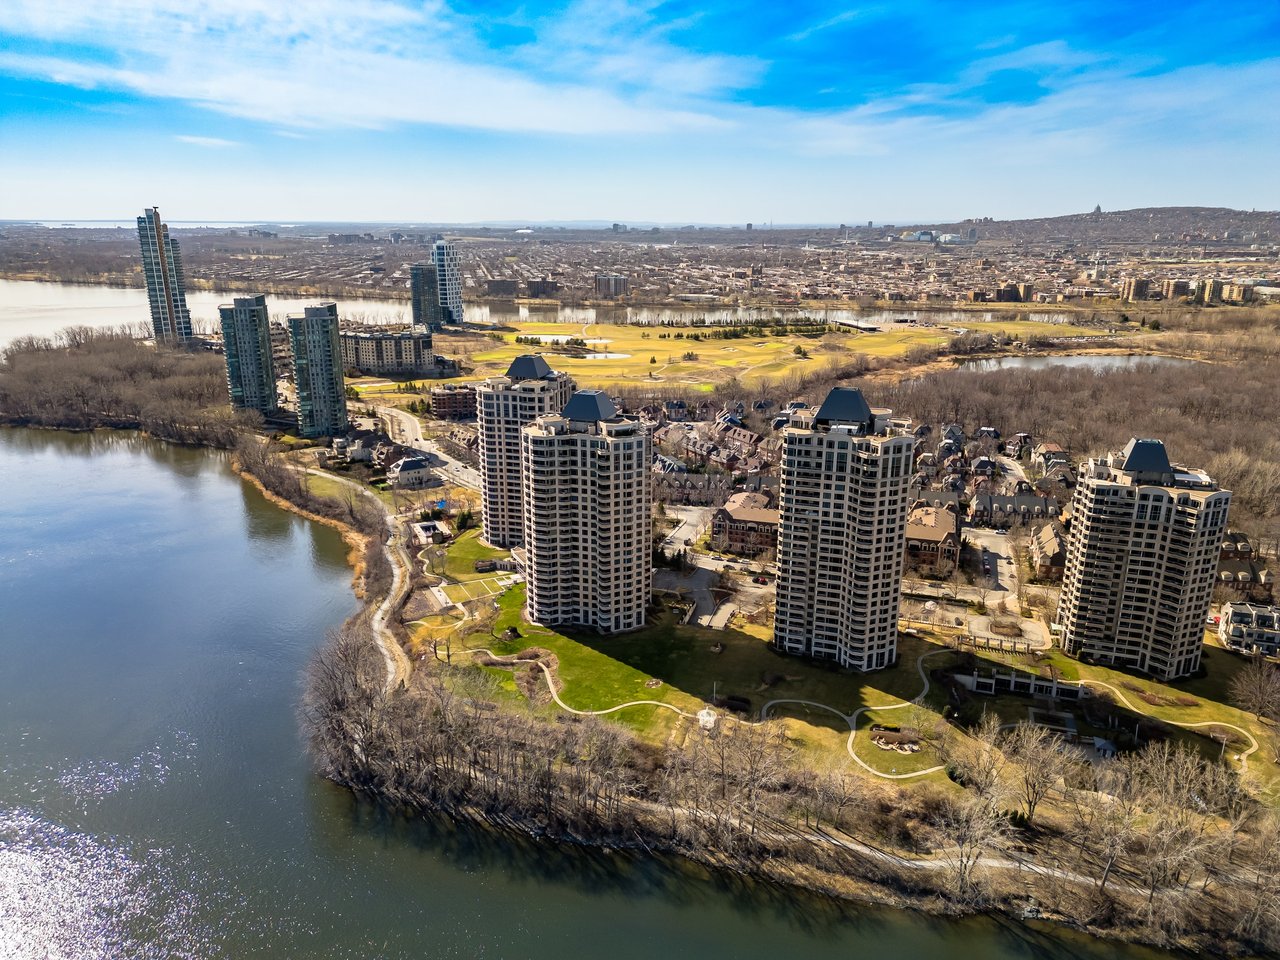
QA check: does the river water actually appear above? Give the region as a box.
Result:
[0,448,1177,959]
[0,280,1172,958]
[0,279,1085,349]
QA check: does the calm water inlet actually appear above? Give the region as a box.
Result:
[0,430,1178,958]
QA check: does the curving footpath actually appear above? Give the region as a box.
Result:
[1079,679,1260,770]
[761,650,953,780]
[304,468,411,693]
[471,648,694,719]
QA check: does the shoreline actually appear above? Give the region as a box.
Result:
[0,428,1246,956]
[9,273,1274,318]
[230,460,371,595]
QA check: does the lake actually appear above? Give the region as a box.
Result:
[0,430,1176,958]
[960,355,1199,373]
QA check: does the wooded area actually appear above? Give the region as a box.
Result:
[0,327,247,446]
[303,624,1280,955]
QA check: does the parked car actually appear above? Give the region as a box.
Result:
[753,575,770,584]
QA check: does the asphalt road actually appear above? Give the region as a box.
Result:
[377,405,481,491]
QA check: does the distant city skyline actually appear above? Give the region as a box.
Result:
[2,1,1278,222]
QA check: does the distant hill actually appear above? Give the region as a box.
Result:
[918,206,1279,244]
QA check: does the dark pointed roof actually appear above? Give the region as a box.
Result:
[506,354,553,380]
[1119,438,1172,477]
[814,387,873,427]
[562,390,617,422]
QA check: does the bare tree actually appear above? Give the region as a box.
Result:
[1233,811,1280,953]
[951,712,1008,805]
[931,794,1010,904]
[1228,655,1280,723]
[1000,722,1069,824]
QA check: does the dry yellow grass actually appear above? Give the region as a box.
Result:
[432,318,1129,390]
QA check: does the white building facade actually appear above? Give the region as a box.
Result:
[1059,438,1231,680]
[432,240,463,324]
[521,391,651,635]
[774,388,914,672]
[1218,602,1280,656]
[476,356,575,548]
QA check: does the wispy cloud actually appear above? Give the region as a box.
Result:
[0,0,738,134]
[786,9,865,43]
[175,134,239,147]
[0,0,1277,221]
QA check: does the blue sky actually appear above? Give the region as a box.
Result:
[1,0,1277,223]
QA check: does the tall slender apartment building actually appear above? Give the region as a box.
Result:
[521,391,651,635]
[476,355,576,547]
[432,239,463,324]
[287,302,347,438]
[774,388,914,672]
[136,207,193,344]
[410,262,445,329]
[218,295,277,414]
[1058,438,1230,680]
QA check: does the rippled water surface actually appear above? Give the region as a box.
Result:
[0,429,1175,959]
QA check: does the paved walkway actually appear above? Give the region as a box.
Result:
[1080,679,1261,769]
[304,468,411,693]
[471,647,695,719]
[760,649,953,780]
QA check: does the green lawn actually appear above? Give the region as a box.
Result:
[440,529,510,582]
[963,641,1280,795]
[456,586,974,749]
[304,470,401,510]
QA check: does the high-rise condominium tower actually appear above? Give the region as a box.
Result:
[476,355,576,547]
[521,391,652,635]
[410,262,445,329]
[774,388,914,671]
[287,302,347,438]
[432,240,463,324]
[219,295,277,414]
[1059,438,1230,680]
[136,207,193,344]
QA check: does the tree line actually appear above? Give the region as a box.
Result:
[0,327,248,447]
[303,623,1280,954]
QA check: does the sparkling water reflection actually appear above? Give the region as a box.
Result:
[0,430,1174,960]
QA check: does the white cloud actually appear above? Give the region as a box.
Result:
[0,0,1276,212]
[175,134,239,147]
[0,0,738,135]
[786,9,866,43]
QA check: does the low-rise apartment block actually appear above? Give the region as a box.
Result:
[710,491,778,557]
[1218,602,1280,655]
[429,383,477,420]
[338,328,434,376]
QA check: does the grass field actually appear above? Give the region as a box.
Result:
[457,585,973,756]
[438,529,510,582]
[964,640,1280,795]
[426,317,1132,390]
[449,587,1279,791]
[306,469,403,510]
